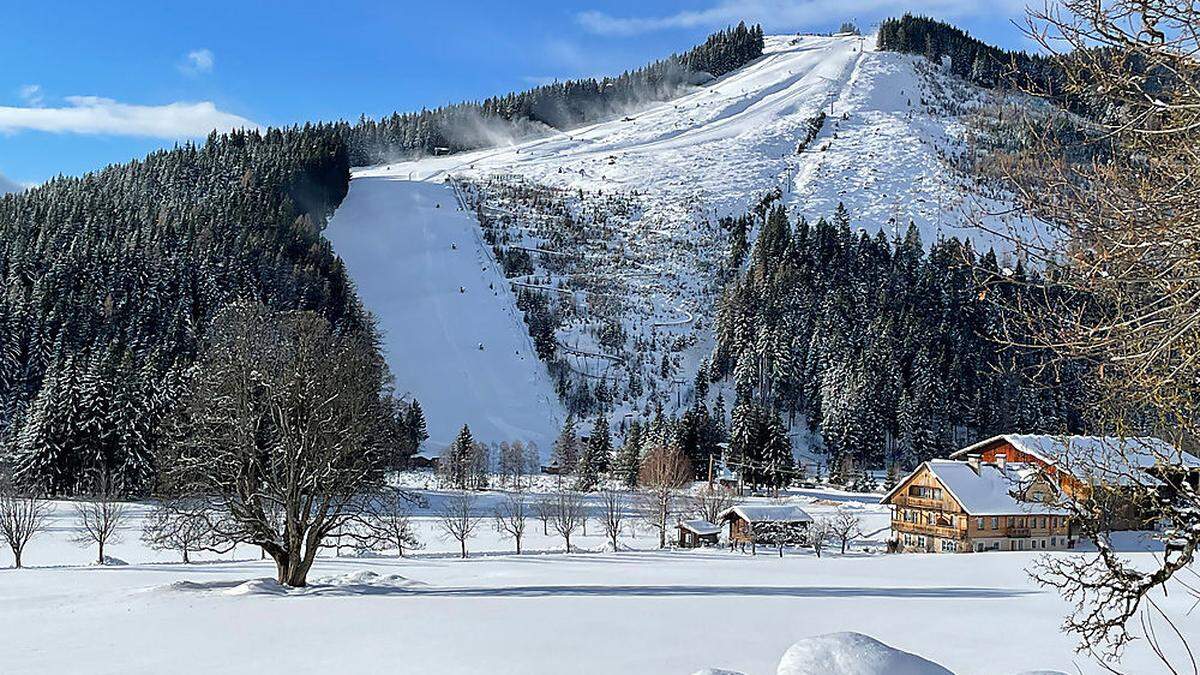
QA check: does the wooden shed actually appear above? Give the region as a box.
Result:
[718,504,813,553]
[677,519,721,548]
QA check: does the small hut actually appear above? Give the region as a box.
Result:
[677,519,721,548]
[718,504,813,554]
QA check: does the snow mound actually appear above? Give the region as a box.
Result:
[310,570,428,590]
[776,633,951,675]
[91,556,128,566]
[223,579,288,596]
[692,669,746,675]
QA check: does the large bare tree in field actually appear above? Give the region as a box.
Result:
[0,477,50,568]
[159,302,398,587]
[980,1,1200,666]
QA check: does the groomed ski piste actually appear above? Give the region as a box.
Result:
[326,179,565,450]
[330,33,1025,453]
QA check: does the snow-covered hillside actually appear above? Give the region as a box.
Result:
[359,34,1009,243]
[325,179,563,449]
[328,34,1021,450]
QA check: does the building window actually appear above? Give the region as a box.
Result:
[991,517,999,529]
[976,517,985,530]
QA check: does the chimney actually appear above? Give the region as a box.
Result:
[994,452,1007,470]
[966,453,982,475]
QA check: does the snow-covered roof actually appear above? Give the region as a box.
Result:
[950,434,1200,486]
[678,519,721,536]
[881,460,1069,516]
[718,504,813,524]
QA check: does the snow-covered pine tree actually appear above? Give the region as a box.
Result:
[613,421,643,488]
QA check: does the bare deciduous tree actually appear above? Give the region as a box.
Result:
[498,440,539,490]
[550,489,586,553]
[0,477,51,568]
[828,508,863,555]
[976,1,1200,664]
[493,492,529,554]
[347,487,426,557]
[71,470,129,565]
[637,445,691,549]
[141,497,234,563]
[158,303,400,586]
[533,495,554,536]
[804,518,832,558]
[691,483,738,525]
[599,486,626,551]
[437,490,482,558]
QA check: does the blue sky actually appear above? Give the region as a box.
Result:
[1,0,1032,187]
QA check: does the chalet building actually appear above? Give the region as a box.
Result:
[948,435,1200,531]
[881,458,1072,553]
[718,504,812,553]
[677,520,721,548]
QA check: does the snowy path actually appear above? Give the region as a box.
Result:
[325,177,563,450]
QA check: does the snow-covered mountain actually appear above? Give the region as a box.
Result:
[327,34,1019,452]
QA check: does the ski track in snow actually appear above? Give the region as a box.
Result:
[325,179,564,451]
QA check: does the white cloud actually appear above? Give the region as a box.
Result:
[18,84,44,106]
[180,48,215,75]
[0,171,24,195]
[0,96,258,138]
[577,0,1028,36]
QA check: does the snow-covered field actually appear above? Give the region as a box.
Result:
[1,483,1192,674]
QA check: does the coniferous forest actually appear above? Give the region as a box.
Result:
[877,14,1059,92]
[0,126,367,494]
[712,204,1086,476]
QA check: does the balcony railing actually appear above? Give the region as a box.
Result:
[895,522,965,540]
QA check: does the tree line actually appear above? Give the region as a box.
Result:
[877,14,1060,93]
[342,23,765,164]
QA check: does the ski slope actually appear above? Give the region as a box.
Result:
[328,34,1024,450]
[325,178,563,451]
[359,34,1015,244]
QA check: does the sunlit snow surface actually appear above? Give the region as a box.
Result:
[0,483,1189,674]
[326,179,564,449]
[358,35,1016,242]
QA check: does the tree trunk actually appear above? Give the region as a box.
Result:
[272,550,316,587]
[98,539,105,565]
[182,547,190,564]
[516,536,522,555]
[564,534,571,553]
[460,539,467,559]
[13,546,21,569]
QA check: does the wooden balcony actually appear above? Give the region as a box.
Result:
[894,496,945,510]
[895,522,966,540]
